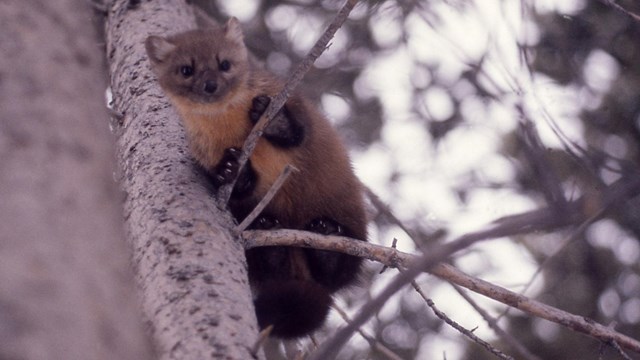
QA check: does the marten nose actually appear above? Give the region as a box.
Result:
[203,80,217,94]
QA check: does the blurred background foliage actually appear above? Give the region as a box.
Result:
[193,0,640,358]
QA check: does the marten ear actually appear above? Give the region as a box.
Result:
[145,36,176,65]
[223,17,244,44]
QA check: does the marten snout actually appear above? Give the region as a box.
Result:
[196,70,218,96]
[203,79,217,94]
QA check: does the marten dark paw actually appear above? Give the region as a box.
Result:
[306,217,345,236]
[251,215,281,230]
[250,95,271,123]
[213,147,241,185]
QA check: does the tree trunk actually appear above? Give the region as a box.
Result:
[0,0,153,359]
[106,1,262,359]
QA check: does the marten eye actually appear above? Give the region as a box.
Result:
[219,60,231,72]
[180,65,194,78]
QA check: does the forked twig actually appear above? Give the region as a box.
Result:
[411,281,514,360]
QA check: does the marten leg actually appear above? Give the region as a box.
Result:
[250,95,304,148]
[245,214,287,283]
[304,218,363,292]
[207,147,256,198]
[247,214,333,338]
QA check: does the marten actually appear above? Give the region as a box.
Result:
[145,17,367,338]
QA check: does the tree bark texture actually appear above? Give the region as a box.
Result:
[0,1,153,359]
[106,1,262,359]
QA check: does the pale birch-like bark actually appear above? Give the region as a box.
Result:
[106,1,262,358]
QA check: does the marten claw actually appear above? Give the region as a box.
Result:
[306,218,345,236]
[252,215,281,230]
[213,147,242,185]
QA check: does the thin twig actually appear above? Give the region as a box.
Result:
[453,286,542,360]
[306,239,461,360]
[411,281,514,360]
[332,305,404,360]
[250,325,273,359]
[609,339,634,360]
[600,0,640,22]
[379,238,398,274]
[235,164,297,232]
[602,321,634,360]
[495,205,607,323]
[219,0,360,204]
[518,112,567,208]
[366,187,419,240]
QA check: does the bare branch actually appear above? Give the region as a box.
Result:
[599,0,640,22]
[411,281,515,360]
[453,286,543,360]
[305,238,460,360]
[218,0,360,204]
[332,305,404,360]
[495,206,606,323]
[518,112,566,207]
[244,215,640,357]
[235,164,297,232]
[608,339,634,360]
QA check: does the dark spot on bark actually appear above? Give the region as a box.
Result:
[167,291,188,303]
[165,243,181,255]
[189,306,201,315]
[209,340,227,357]
[205,315,220,326]
[178,220,193,228]
[167,264,205,281]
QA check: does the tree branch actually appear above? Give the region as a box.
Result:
[331,305,404,360]
[107,1,262,358]
[453,286,543,360]
[411,281,515,360]
[599,0,640,22]
[244,172,640,358]
[244,227,640,357]
[235,164,297,232]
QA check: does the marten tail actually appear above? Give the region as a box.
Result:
[253,279,332,338]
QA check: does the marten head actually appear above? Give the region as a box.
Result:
[145,18,249,106]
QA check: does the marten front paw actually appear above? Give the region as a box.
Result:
[213,147,241,185]
[306,218,345,236]
[250,95,271,123]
